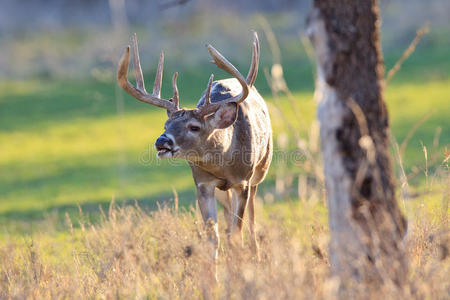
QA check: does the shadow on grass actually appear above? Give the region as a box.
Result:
[0,187,197,235]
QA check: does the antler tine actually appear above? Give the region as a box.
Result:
[117,45,132,89]
[207,45,248,93]
[204,74,214,106]
[117,34,178,112]
[246,31,260,86]
[171,72,179,109]
[153,51,164,98]
[131,33,146,92]
[205,44,249,108]
[200,34,259,115]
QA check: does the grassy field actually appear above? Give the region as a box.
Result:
[0,39,448,227]
[0,28,448,297]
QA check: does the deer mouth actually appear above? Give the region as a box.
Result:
[156,146,179,158]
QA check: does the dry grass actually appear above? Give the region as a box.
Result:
[0,190,448,299]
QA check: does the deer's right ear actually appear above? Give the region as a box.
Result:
[206,103,238,129]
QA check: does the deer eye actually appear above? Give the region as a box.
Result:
[189,125,200,132]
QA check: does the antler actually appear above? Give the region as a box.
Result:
[246,31,260,86]
[204,74,214,106]
[199,32,260,115]
[117,33,179,112]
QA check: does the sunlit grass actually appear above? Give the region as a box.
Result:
[0,77,448,223]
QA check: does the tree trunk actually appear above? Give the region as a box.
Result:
[307,0,408,289]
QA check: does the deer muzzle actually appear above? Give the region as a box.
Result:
[155,134,178,158]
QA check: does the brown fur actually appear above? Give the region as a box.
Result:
[159,78,272,258]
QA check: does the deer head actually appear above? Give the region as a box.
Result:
[117,33,260,160]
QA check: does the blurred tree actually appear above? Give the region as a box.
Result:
[109,0,128,30]
[307,0,407,291]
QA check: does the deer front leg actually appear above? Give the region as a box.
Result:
[196,182,219,263]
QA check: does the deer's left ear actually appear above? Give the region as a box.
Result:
[207,103,238,129]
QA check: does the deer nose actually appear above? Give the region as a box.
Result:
[155,134,173,151]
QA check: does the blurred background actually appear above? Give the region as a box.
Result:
[0,0,448,233]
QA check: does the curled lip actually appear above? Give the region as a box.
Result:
[157,148,179,157]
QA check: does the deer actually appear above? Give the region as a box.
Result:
[117,32,272,263]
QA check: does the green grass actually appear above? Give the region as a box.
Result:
[0,39,448,233]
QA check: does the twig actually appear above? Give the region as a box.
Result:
[299,32,316,77]
[386,22,430,85]
[399,109,435,157]
[259,15,308,132]
[406,152,442,181]
[390,133,410,206]
[264,69,324,185]
[258,15,281,65]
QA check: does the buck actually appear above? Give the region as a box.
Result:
[117,33,272,260]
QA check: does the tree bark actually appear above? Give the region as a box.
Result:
[307,0,407,289]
